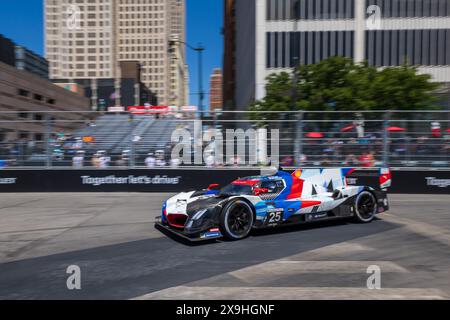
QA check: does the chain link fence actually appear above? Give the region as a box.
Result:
[0,110,448,169]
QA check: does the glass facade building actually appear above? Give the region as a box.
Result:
[224,0,450,110]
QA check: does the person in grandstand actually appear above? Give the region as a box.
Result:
[170,156,181,168]
[205,152,215,168]
[115,155,127,168]
[359,151,376,167]
[91,152,100,168]
[72,151,85,169]
[155,150,166,167]
[145,153,156,168]
[98,151,111,168]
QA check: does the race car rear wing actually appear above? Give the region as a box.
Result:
[345,168,392,191]
[269,167,392,193]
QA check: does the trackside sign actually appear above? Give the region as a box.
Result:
[425,177,450,188]
[0,178,17,185]
[0,169,449,194]
[81,175,181,186]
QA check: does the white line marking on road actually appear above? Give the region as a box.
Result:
[134,286,448,300]
[381,214,450,247]
[229,261,408,283]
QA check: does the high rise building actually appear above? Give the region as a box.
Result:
[15,46,50,79]
[168,0,189,106]
[224,0,450,111]
[169,35,190,107]
[209,68,223,111]
[0,35,16,68]
[44,0,188,106]
[0,35,49,79]
[223,0,237,111]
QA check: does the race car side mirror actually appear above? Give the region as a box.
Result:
[208,184,220,190]
[253,188,269,196]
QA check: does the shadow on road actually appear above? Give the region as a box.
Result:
[155,217,383,246]
[0,217,400,300]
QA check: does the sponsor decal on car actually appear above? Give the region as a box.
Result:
[309,212,328,220]
[200,228,222,239]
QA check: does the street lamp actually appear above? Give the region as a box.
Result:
[292,0,301,111]
[169,40,205,118]
[292,0,303,166]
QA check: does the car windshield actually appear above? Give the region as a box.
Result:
[219,183,254,196]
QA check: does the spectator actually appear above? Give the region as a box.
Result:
[321,158,332,167]
[344,154,359,166]
[228,155,242,167]
[359,151,376,167]
[91,153,100,168]
[115,156,127,168]
[165,143,173,164]
[281,156,293,167]
[27,139,36,155]
[156,158,166,167]
[205,152,216,168]
[155,150,166,167]
[145,153,156,168]
[170,157,181,168]
[98,152,111,168]
[299,154,307,165]
[72,151,85,169]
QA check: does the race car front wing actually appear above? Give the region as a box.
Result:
[155,216,223,242]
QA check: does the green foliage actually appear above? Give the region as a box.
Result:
[249,56,440,122]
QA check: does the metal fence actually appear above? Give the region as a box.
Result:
[0,110,448,169]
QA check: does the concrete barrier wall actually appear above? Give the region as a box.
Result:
[0,169,449,194]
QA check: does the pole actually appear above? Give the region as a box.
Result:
[197,44,205,119]
[45,115,52,168]
[169,40,205,119]
[292,0,301,166]
[130,140,136,168]
[294,111,304,166]
[383,111,391,167]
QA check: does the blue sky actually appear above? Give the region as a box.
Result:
[0,0,224,107]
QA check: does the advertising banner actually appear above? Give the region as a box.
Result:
[0,169,448,194]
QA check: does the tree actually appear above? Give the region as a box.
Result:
[369,65,439,111]
[248,72,292,123]
[249,57,440,122]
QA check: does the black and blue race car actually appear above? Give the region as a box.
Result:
[155,168,391,241]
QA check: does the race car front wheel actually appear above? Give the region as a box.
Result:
[353,191,377,223]
[220,199,254,240]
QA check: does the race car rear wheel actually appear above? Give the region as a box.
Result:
[353,191,377,223]
[220,199,254,240]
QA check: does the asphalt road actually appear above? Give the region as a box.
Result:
[0,193,449,300]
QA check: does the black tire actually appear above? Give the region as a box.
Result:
[219,199,255,240]
[353,191,378,223]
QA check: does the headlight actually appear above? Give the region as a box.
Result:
[192,209,208,220]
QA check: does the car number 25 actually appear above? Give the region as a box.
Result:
[266,209,283,225]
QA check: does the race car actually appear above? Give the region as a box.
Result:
[155,168,392,241]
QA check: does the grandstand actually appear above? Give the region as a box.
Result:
[1,110,447,168]
[72,114,194,162]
